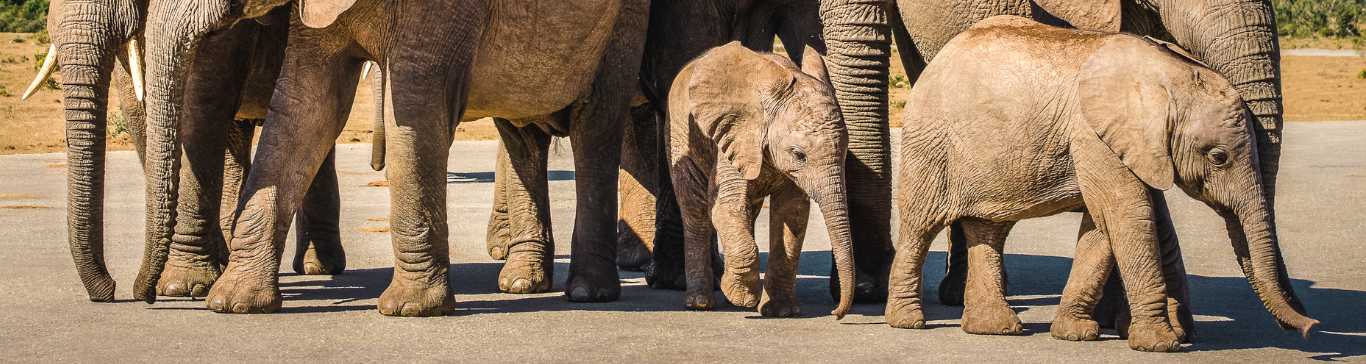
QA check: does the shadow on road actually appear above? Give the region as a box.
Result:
[259,251,1362,358]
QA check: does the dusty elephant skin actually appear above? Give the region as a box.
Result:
[818,0,1290,312]
[668,43,855,318]
[42,0,349,303]
[891,17,1316,352]
[139,0,647,315]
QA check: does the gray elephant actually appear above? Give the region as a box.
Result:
[812,0,1293,309]
[38,0,356,302]
[891,16,1316,351]
[667,43,855,318]
[136,0,647,315]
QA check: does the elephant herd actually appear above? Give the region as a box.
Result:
[33,0,1312,353]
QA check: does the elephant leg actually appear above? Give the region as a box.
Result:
[563,2,646,302]
[1052,208,1111,341]
[760,184,809,318]
[1074,161,1180,352]
[485,140,511,260]
[205,35,364,314]
[1151,189,1194,342]
[159,23,259,298]
[886,222,946,329]
[710,180,762,308]
[959,217,1022,335]
[673,154,719,310]
[219,118,256,268]
[937,219,967,306]
[616,103,658,271]
[492,117,555,294]
[293,147,347,275]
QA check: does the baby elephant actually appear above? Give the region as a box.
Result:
[892,16,1317,351]
[668,42,855,318]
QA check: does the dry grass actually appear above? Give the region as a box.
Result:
[1282,55,1366,121]
[358,227,390,233]
[362,180,389,187]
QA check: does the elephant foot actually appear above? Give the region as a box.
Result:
[1050,316,1100,341]
[486,222,511,261]
[720,268,760,307]
[293,238,346,275]
[645,249,687,290]
[937,270,967,306]
[157,261,220,297]
[1126,319,1182,352]
[615,233,652,271]
[565,257,621,302]
[205,264,281,314]
[832,263,889,304]
[758,292,801,317]
[377,276,456,317]
[498,246,552,294]
[1166,297,1188,343]
[684,290,714,310]
[962,303,1023,335]
[886,300,927,329]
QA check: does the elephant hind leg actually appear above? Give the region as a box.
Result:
[616,103,658,271]
[486,140,512,260]
[959,217,1023,335]
[491,116,556,294]
[293,147,347,275]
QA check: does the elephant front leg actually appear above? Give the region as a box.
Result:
[886,224,942,329]
[293,147,347,275]
[759,185,809,317]
[490,117,556,294]
[677,180,718,310]
[959,218,1022,335]
[1052,208,1110,341]
[710,177,762,308]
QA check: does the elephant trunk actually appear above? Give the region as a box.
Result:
[134,2,232,302]
[369,62,386,171]
[809,167,856,319]
[819,0,894,292]
[53,0,128,302]
[1219,195,1317,338]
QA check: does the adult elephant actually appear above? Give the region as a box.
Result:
[814,0,1294,308]
[138,0,647,314]
[41,0,353,303]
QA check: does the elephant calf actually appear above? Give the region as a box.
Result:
[667,42,855,318]
[891,16,1317,351]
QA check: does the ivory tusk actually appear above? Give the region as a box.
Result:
[128,39,144,102]
[23,44,57,100]
[361,61,372,80]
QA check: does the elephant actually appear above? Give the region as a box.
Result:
[812,0,1292,309]
[667,43,855,318]
[136,0,648,314]
[36,0,355,302]
[890,16,1316,351]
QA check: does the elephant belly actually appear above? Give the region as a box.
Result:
[462,0,625,121]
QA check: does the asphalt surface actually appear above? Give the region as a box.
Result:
[0,121,1363,362]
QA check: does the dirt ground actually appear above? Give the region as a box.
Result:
[1,33,1362,155]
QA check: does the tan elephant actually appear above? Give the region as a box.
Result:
[890,17,1316,352]
[667,43,855,318]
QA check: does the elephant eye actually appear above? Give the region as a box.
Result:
[790,146,806,162]
[1208,148,1229,166]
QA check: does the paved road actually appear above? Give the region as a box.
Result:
[1,122,1363,362]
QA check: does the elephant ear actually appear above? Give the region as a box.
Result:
[688,42,795,180]
[799,45,830,85]
[1078,37,1177,190]
[1032,0,1121,32]
[300,0,358,28]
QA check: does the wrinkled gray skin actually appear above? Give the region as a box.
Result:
[668,43,855,318]
[139,0,647,314]
[46,0,350,302]
[892,17,1316,351]
[816,0,1290,309]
